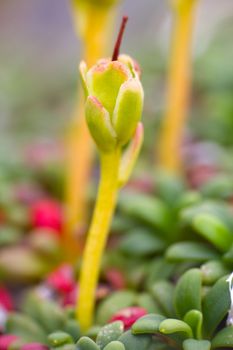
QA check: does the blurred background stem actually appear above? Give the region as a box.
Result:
[157,0,199,174]
[63,2,117,261]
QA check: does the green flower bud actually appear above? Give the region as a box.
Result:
[85,96,117,152]
[86,60,131,116]
[112,78,143,145]
[80,56,144,151]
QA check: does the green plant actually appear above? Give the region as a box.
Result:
[77,18,144,331]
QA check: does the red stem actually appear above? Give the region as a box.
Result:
[112,16,128,61]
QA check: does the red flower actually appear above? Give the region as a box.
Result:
[30,199,63,234]
[46,264,75,294]
[0,335,18,350]
[109,307,147,330]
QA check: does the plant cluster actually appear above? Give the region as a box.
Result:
[1,1,233,350]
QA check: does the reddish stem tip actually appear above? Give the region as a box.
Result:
[112,16,129,61]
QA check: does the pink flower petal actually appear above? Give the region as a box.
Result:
[0,334,19,350]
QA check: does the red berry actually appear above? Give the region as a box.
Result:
[109,307,147,330]
[46,264,75,294]
[0,287,13,311]
[30,199,63,234]
[0,335,18,350]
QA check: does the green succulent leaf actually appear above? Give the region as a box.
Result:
[6,313,47,344]
[174,269,202,319]
[145,258,175,289]
[118,330,152,350]
[103,341,125,350]
[159,319,193,338]
[48,332,74,348]
[0,226,22,246]
[180,201,233,232]
[150,280,175,317]
[85,96,116,152]
[212,325,233,349]
[96,322,124,350]
[77,337,100,350]
[183,310,203,340]
[201,260,230,285]
[64,319,81,343]
[96,291,137,324]
[202,276,230,337]
[183,339,211,350]
[192,214,233,252]
[119,228,165,257]
[200,175,233,200]
[86,326,102,340]
[136,293,159,313]
[223,244,233,264]
[155,171,185,207]
[132,314,166,334]
[166,242,219,263]
[119,193,172,234]
[112,78,144,146]
[22,294,66,334]
[177,191,201,210]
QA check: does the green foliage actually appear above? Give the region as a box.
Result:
[6,294,80,346]
[96,291,137,324]
[166,242,219,263]
[174,269,202,318]
[96,322,124,349]
[202,276,230,338]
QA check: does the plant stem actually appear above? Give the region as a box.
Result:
[157,1,198,173]
[63,5,116,261]
[77,148,121,331]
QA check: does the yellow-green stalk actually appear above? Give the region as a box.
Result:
[76,20,144,330]
[63,0,121,260]
[157,0,199,173]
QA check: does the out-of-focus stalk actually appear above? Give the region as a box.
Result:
[157,0,199,174]
[63,1,118,261]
